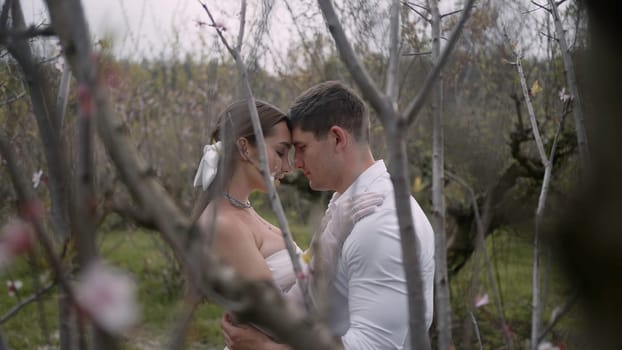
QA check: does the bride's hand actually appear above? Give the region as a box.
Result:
[314,192,385,271]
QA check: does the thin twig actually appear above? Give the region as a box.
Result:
[0,329,8,350]
[406,1,429,11]
[198,0,313,313]
[0,0,13,30]
[469,311,484,350]
[56,63,71,129]
[236,0,247,53]
[441,9,464,19]
[166,301,199,350]
[0,282,56,324]
[530,1,551,13]
[537,292,578,343]
[0,91,25,106]
[403,0,476,126]
[402,50,432,56]
[403,1,430,23]
[539,31,557,41]
[0,130,78,308]
[513,53,549,166]
[317,0,391,122]
[385,0,400,103]
[0,25,56,44]
[446,171,514,350]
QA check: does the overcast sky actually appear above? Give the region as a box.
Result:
[21,0,305,62]
[20,0,553,66]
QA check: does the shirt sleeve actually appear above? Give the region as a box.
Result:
[339,211,412,349]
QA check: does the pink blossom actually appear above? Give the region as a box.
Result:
[76,261,139,334]
[77,84,93,117]
[0,219,34,269]
[19,200,44,221]
[474,293,489,308]
[538,341,560,350]
[7,279,23,297]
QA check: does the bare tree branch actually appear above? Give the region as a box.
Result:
[469,311,484,350]
[537,292,578,343]
[446,171,514,350]
[0,91,25,106]
[385,0,400,104]
[0,329,8,350]
[7,0,72,240]
[402,50,432,56]
[406,1,429,12]
[547,0,590,172]
[0,25,55,45]
[198,0,314,314]
[509,40,570,350]
[56,63,71,129]
[37,1,339,348]
[403,0,476,126]
[403,1,430,23]
[0,0,12,30]
[530,1,552,13]
[513,53,549,165]
[236,0,247,53]
[317,0,394,123]
[441,8,465,19]
[428,1,452,348]
[0,282,56,325]
[0,130,79,317]
[538,30,557,41]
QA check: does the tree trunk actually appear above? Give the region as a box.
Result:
[429,0,452,348]
[547,0,590,172]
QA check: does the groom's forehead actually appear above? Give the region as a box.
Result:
[292,128,314,142]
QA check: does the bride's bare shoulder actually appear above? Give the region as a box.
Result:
[197,207,255,246]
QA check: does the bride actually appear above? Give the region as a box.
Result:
[191,99,300,290]
[191,99,382,346]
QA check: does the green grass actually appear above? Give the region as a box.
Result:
[0,207,312,350]
[1,218,580,349]
[448,229,580,349]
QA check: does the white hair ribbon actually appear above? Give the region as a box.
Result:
[193,141,222,190]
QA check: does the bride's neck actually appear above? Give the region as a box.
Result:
[226,170,252,203]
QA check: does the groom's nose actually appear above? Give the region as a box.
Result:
[294,152,304,169]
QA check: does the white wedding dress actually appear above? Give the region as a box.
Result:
[264,246,302,293]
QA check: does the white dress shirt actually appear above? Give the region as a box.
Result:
[327,160,435,350]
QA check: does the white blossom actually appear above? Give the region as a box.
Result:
[7,279,23,297]
[32,170,44,189]
[76,261,140,334]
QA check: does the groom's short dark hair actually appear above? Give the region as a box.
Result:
[289,81,369,142]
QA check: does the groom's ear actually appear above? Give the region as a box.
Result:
[329,126,349,153]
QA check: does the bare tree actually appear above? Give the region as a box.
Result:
[428,0,452,348]
[546,0,589,173]
[11,0,342,348]
[317,0,476,347]
[509,40,570,350]
[447,171,514,350]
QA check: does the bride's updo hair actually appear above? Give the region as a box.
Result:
[190,99,289,222]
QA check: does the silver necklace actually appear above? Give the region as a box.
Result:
[224,193,252,209]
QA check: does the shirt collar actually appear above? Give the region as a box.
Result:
[330,160,387,208]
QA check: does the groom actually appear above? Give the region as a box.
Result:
[222,81,435,349]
